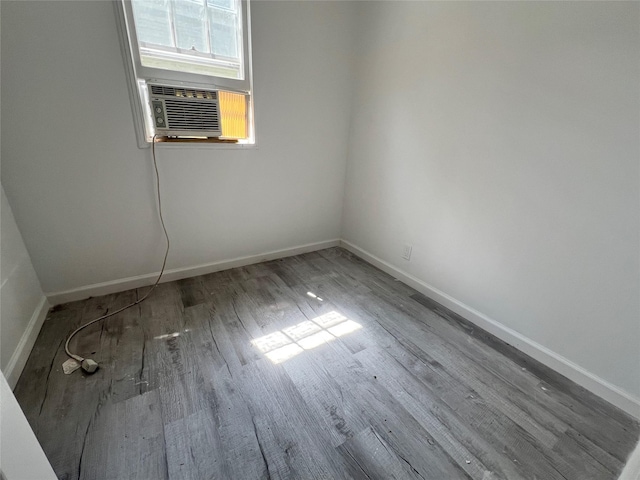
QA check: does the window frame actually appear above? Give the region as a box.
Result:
[114,0,254,148]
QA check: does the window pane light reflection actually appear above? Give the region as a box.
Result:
[251,311,362,364]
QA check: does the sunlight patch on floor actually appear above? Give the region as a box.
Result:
[251,311,362,364]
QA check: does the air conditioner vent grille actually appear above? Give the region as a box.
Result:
[150,85,217,100]
[164,99,220,131]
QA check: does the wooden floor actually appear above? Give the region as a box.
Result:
[15,248,639,479]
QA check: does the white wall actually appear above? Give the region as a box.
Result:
[342,2,640,404]
[618,440,640,480]
[0,371,57,479]
[0,186,48,387]
[1,0,355,295]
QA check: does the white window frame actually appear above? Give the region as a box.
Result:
[114,0,254,148]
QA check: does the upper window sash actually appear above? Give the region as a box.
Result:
[120,0,251,94]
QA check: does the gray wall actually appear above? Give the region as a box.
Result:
[1,0,355,294]
[342,1,640,400]
[1,186,47,386]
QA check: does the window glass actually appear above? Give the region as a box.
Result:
[208,0,233,10]
[174,1,207,52]
[132,0,173,47]
[210,8,238,58]
[131,0,244,80]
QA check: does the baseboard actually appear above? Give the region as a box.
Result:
[46,239,341,305]
[4,296,50,390]
[619,441,640,480]
[340,239,640,420]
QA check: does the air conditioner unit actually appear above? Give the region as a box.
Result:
[147,83,221,137]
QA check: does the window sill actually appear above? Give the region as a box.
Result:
[149,138,257,150]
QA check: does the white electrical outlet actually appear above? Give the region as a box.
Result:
[402,244,412,261]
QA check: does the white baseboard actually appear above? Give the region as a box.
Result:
[5,296,50,390]
[46,239,341,305]
[619,441,640,480]
[340,239,640,420]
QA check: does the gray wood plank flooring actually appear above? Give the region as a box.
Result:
[14,247,639,479]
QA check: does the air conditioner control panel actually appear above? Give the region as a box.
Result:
[152,100,166,127]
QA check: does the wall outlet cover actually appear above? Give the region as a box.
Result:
[402,244,412,261]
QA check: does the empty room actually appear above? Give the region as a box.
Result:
[1,0,639,479]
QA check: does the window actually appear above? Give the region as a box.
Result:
[115,0,253,146]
